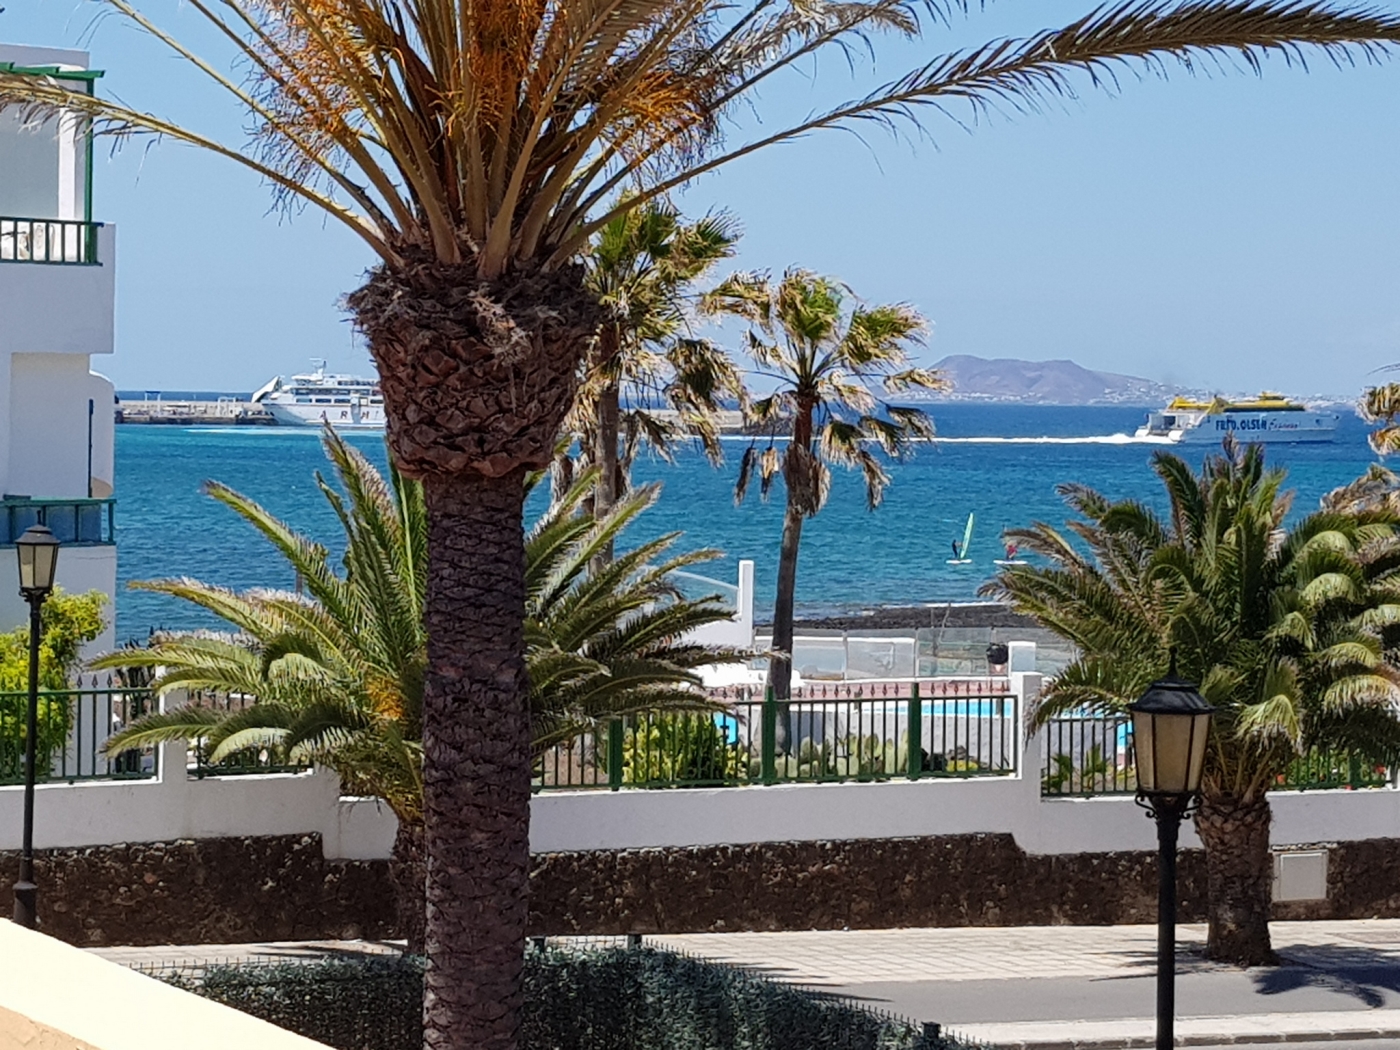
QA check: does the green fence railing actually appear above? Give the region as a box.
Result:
[180,691,311,778]
[0,683,157,785]
[0,216,101,264]
[535,680,1019,791]
[1040,712,1395,796]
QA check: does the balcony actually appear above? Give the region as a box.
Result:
[0,217,102,265]
[0,497,115,546]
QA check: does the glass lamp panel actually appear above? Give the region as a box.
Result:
[16,530,59,592]
[1151,712,1197,794]
[1132,711,1156,793]
[1186,711,1212,793]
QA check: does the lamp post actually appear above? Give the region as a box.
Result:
[1129,668,1214,1050]
[12,524,59,929]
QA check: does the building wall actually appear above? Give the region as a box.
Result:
[6,354,114,499]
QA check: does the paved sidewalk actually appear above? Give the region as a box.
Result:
[652,920,1400,1048]
[90,919,1400,1048]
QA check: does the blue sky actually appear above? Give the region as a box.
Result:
[5,0,1400,396]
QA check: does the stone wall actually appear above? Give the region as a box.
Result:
[526,833,1211,934]
[9,832,1400,947]
[0,834,394,946]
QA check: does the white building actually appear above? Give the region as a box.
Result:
[0,44,117,649]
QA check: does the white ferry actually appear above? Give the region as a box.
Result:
[1136,393,1338,444]
[251,361,386,429]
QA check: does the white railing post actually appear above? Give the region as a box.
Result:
[1011,671,1044,782]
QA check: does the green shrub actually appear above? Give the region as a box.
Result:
[604,713,748,785]
[165,947,972,1050]
[0,589,107,780]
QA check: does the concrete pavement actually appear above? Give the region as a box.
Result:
[652,920,1400,1048]
[88,919,1400,1048]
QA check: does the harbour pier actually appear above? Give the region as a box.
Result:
[115,398,275,425]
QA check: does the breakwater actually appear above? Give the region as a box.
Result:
[116,399,274,425]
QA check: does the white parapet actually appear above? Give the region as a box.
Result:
[0,919,331,1050]
[2,670,1399,861]
[0,225,115,359]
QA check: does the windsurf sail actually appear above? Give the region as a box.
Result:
[960,512,975,561]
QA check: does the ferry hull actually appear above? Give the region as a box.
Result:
[1137,408,1339,444]
[1173,412,1337,443]
[263,402,386,429]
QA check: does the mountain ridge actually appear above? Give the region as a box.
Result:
[915,355,1179,405]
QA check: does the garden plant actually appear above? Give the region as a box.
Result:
[702,269,944,701]
[0,589,107,781]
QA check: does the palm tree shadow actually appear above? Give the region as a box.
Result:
[1252,945,1400,1009]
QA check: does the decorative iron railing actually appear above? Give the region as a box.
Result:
[0,216,101,265]
[535,679,1018,791]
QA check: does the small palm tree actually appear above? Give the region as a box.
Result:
[702,269,947,699]
[96,429,741,950]
[986,440,1400,965]
[573,201,747,529]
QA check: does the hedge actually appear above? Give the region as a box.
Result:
[163,946,975,1050]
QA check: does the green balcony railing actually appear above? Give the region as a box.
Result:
[0,497,115,546]
[0,216,101,265]
[0,685,158,786]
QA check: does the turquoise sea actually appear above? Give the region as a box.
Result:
[112,404,1378,641]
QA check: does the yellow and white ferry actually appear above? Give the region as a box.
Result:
[1136,393,1338,444]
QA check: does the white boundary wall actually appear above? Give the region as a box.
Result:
[3,668,1399,860]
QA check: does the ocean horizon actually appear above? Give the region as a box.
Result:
[109,403,1377,642]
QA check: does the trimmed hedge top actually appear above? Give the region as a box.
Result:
[163,946,977,1050]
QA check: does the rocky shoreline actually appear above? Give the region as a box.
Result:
[773,602,1039,633]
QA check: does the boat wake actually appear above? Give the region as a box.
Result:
[931,433,1176,446]
[717,433,1175,445]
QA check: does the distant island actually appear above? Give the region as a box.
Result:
[913,355,1183,406]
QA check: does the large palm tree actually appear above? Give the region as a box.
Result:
[9,4,1400,1044]
[573,201,746,527]
[702,269,946,699]
[95,429,739,951]
[987,440,1400,965]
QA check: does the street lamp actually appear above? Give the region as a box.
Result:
[12,524,59,929]
[1130,666,1214,1050]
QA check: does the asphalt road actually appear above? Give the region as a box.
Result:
[820,944,1400,1029]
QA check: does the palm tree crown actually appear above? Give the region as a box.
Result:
[705,268,944,512]
[569,200,746,518]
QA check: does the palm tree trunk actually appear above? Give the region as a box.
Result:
[594,380,621,562]
[350,258,601,1050]
[1194,792,1278,966]
[390,818,427,955]
[420,470,532,1050]
[769,500,804,703]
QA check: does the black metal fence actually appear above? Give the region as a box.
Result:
[536,680,1018,791]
